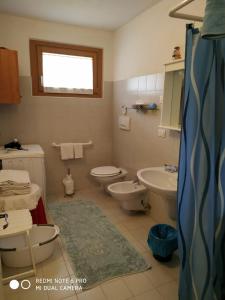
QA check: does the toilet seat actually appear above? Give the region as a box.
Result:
[91,166,121,177]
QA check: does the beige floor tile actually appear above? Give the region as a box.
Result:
[108,222,146,254]
[3,272,45,300]
[164,266,179,281]
[69,274,86,295]
[138,250,160,267]
[48,287,76,300]
[3,284,20,300]
[1,187,178,300]
[64,295,78,300]
[139,218,157,231]
[42,255,70,278]
[120,219,144,231]
[63,256,75,276]
[129,227,148,247]
[123,273,154,296]
[18,289,49,300]
[126,237,146,253]
[156,254,180,281]
[17,276,48,300]
[101,278,132,300]
[156,281,179,300]
[134,289,163,300]
[114,222,130,233]
[2,262,43,279]
[144,266,174,288]
[42,277,77,300]
[77,286,106,300]
[107,213,131,224]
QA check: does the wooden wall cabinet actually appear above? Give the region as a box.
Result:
[0,48,20,104]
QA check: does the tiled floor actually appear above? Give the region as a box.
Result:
[2,187,179,300]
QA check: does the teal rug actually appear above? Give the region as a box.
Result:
[48,199,150,289]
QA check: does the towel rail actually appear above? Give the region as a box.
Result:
[169,0,203,22]
[52,141,92,148]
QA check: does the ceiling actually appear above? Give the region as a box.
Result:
[0,0,162,30]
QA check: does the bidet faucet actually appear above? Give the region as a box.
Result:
[164,164,178,173]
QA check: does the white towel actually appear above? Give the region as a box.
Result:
[0,188,31,196]
[0,170,31,196]
[73,143,83,159]
[0,170,30,185]
[60,143,74,160]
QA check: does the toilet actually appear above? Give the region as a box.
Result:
[90,166,127,191]
[107,180,149,211]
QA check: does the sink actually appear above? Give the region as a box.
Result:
[137,167,178,219]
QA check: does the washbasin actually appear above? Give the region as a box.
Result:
[137,167,177,198]
[137,167,178,219]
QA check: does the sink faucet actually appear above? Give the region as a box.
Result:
[164,164,178,173]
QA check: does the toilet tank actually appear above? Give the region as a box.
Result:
[0,144,46,206]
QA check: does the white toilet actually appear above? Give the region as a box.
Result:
[90,166,128,191]
[107,180,149,212]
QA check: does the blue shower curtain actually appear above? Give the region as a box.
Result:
[178,25,225,300]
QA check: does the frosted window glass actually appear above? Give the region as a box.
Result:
[42,52,93,92]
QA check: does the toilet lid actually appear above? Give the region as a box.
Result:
[91,166,121,177]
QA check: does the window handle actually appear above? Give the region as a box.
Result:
[40,75,43,87]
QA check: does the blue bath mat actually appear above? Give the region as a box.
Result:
[48,199,150,289]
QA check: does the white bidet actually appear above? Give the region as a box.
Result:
[107,180,148,211]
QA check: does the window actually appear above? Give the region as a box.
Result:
[29,40,103,98]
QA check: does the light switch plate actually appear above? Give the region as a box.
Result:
[119,115,131,131]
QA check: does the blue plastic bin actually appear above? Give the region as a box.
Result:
[147,224,178,262]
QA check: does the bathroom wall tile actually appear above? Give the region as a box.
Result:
[0,77,113,195]
[138,76,147,98]
[125,77,139,105]
[127,77,139,95]
[113,75,180,226]
[146,74,157,93]
[155,73,164,91]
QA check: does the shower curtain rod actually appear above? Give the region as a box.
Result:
[169,0,203,22]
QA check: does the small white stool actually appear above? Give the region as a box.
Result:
[0,209,36,284]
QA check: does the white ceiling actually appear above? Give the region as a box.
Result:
[0,0,162,30]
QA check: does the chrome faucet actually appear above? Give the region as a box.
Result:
[164,164,178,173]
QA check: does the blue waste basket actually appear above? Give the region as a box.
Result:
[147,224,178,262]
